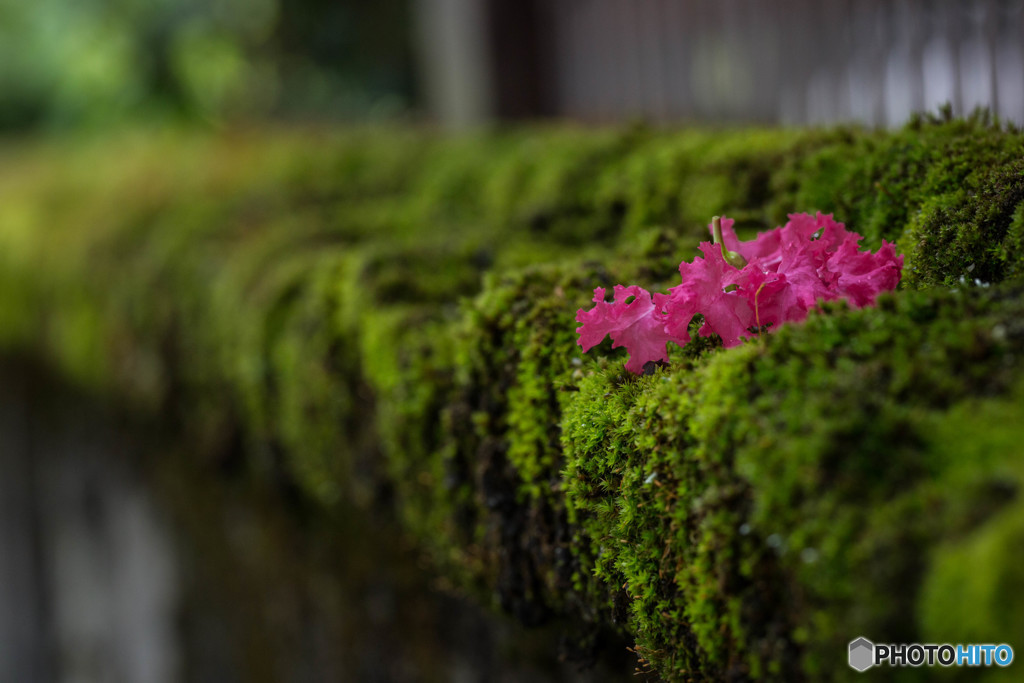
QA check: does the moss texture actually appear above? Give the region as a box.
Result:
[2,115,1024,681]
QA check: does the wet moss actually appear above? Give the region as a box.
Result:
[0,119,1023,681]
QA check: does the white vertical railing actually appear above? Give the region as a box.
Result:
[547,0,1024,126]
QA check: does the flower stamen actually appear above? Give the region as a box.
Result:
[711,215,748,269]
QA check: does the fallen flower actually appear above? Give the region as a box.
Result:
[576,213,904,373]
[575,284,684,375]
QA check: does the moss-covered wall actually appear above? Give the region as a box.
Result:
[1,113,1024,681]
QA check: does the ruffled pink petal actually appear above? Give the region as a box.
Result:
[666,243,755,347]
[581,213,903,374]
[576,285,680,374]
[825,238,904,307]
[711,216,781,264]
[734,268,806,332]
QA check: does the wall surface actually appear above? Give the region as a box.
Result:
[0,361,637,683]
[0,363,179,683]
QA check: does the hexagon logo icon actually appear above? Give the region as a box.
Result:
[849,637,875,672]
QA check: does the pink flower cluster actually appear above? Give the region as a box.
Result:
[576,213,903,374]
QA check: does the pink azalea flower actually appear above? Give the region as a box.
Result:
[576,213,904,373]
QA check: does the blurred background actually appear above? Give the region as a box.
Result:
[1,1,1023,682]
[1,0,1022,133]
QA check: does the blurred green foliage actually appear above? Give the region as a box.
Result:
[0,0,413,130]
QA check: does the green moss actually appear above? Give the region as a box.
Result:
[559,282,1024,680]
[910,381,1024,683]
[2,119,1024,681]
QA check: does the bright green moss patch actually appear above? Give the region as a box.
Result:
[916,381,1024,681]
[561,281,1024,680]
[1,119,1024,681]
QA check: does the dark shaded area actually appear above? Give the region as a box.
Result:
[485,0,555,119]
[0,357,636,683]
